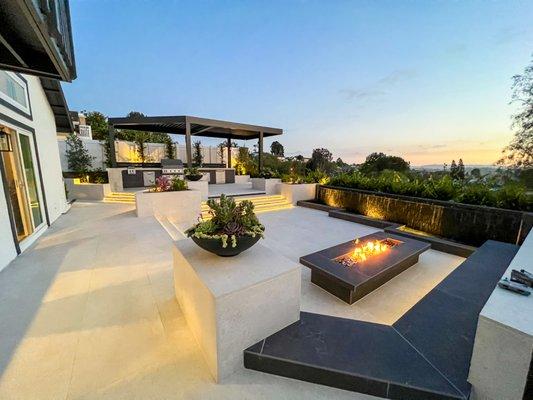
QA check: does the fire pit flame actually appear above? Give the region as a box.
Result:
[336,238,400,267]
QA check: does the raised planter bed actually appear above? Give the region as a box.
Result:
[65,178,111,201]
[251,178,281,195]
[279,183,317,205]
[317,185,532,246]
[185,179,208,200]
[135,190,201,225]
[234,174,250,184]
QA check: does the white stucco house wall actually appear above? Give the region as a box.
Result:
[0,71,72,271]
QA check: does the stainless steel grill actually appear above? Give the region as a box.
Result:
[161,159,184,175]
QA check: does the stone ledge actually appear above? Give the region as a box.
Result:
[296,200,343,212]
[328,210,399,229]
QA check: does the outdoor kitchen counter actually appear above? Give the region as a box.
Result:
[198,168,235,184]
[107,167,235,191]
[172,240,301,383]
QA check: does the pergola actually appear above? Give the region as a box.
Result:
[107,115,283,170]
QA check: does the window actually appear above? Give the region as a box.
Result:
[0,71,30,114]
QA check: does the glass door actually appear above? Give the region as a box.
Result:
[17,132,44,230]
[0,126,44,243]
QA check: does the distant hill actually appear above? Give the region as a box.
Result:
[413,164,498,173]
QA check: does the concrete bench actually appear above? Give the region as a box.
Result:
[245,240,519,400]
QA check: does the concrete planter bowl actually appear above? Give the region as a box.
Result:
[185,174,203,181]
[191,235,261,257]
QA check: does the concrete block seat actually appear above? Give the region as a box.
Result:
[245,240,519,400]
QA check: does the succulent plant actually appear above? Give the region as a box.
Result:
[222,221,246,236]
[186,193,265,248]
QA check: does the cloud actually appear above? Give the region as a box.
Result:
[418,144,447,150]
[340,69,417,101]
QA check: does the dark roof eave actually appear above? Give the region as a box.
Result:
[40,77,74,133]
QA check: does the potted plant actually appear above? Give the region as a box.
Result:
[186,194,265,256]
[184,166,203,181]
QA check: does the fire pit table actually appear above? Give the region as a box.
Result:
[300,232,430,304]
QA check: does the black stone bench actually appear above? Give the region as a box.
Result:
[244,240,519,400]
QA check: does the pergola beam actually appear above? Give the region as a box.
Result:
[227,137,232,168]
[258,131,264,172]
[192,126,215,135]
[185,121,192,167]
[108,125,117,167]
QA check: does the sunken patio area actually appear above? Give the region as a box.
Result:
[0,202,466,400]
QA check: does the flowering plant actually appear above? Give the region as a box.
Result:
[152,176,187,192]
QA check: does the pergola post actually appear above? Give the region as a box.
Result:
[108,124,117,167]
[227,137,232,168]
[185,121,192,167]
[258,131,264,172]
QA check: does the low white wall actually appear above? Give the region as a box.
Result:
[186,180,208,200]
[280,183,317,205]
[468,230,533,400]
[58,141,241,170]
[135,190,201,227]
[58,138,106,170]
[234,175,250,184]
[65,179,111,201]
[251,178,281,195]
[173,241,301,382]
[107,168,124,192]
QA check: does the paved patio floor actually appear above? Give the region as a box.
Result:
[0,202,463,400]
[208,182,264,197]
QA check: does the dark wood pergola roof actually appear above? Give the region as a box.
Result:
[107,115,282,169]
[107,115,282,140]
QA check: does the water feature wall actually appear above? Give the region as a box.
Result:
[317,185,532,246]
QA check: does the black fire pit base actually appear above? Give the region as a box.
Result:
[301,232,430,304]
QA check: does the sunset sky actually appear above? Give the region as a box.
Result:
[63,0,533,166]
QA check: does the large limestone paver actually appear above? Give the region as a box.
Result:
[0,202,378,400]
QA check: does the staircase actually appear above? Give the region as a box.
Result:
[102,192,293,215]
[201,194,292,219]
[103,191,136,204]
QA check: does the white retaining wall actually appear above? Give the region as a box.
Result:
[58,139,240,171]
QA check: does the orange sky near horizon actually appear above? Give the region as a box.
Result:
[327,133,513,166]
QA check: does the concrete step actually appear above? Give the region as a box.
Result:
[103,192,136,204]
[200,199,290,211]
[107,192,136,198]
[201,194,292,219]
[103,199,136,204]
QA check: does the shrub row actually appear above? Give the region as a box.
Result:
[328,171,531,211]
